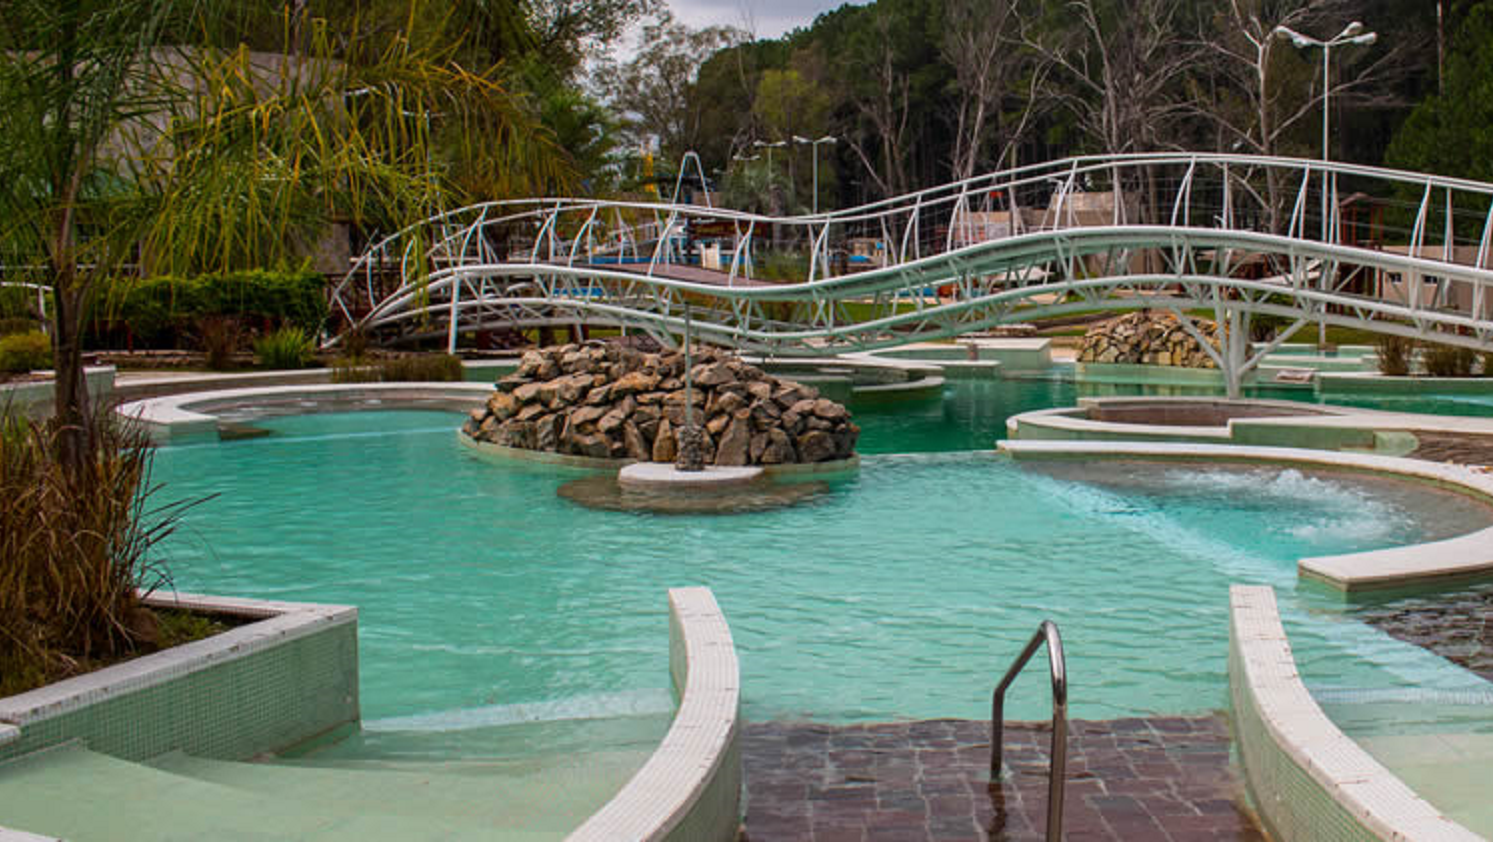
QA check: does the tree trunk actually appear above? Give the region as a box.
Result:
[51,282,93,473]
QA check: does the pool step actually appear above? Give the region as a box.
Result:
[288,711,671,766]
[153,747,649,827]
[0,742,619,841]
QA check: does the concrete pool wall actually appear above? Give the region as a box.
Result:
[0,592,359,765]
[0,586,745,842]
[1005,395,1493,456]
[1228,585,1482,841]
[116,382,493,440]
[568,587,743,842]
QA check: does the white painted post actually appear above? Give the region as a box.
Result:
[447,276,462,355]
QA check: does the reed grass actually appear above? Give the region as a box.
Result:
[253,326,314,369]
[0,412,202,696]
[1422,343,1477,377]
[1375,335,1415,376]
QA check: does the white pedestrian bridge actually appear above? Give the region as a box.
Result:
[329,152,1493,396]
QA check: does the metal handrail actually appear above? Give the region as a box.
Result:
[991,620,1068,842]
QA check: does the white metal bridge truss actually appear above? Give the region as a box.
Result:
[329,153,1493,396]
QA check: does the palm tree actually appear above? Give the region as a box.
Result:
[0,0,570,471]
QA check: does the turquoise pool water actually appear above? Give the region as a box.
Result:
[850,375,1493,452]
[151,386,1493,727]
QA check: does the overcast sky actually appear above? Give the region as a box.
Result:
[666,0,854,40]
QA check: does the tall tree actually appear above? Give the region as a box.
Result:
[0,0,568,467]
[1022,0,1201,156]
[604,11,746,163]
[937,0,1048,180]
[0,1,200,468]
[1386,0,1493,182]
[840,0,933,198]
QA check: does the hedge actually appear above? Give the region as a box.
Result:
[0,330,52,373]
[106,269,328,347]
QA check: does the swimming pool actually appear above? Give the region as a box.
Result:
[150,384,1493,729]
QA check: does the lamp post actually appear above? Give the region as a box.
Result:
[1274,20,1378,347]
[793,135,838,214]
[1274,21,1378,165]
[752,140,788,203]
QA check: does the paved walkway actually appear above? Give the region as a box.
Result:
[741,715,1264,842]
[1409,431,1493,468]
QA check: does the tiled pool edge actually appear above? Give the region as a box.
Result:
[999,440,1493,592]
[0,591,359,765]
[568,587,742,842]
[115,382,493,440]
[1228,585,1483,842]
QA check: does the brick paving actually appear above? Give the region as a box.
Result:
[1352,583,1493,682]
[1408,431,1493,467]
[741,715,1265,841]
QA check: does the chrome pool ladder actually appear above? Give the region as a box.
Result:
[991,620,1068,841]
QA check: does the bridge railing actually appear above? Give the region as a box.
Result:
[329,154,1493,350]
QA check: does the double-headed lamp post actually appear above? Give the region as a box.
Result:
[1273,21,1378,165]
[752,139,788,195]
[792,135,838,214]
[1274,20,1378,347]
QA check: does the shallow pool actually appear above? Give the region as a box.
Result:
[150,395,1493,727]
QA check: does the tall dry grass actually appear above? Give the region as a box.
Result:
[0,412,198,695]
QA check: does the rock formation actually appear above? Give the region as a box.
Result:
[462,343,859,466]
[1077,311,1219,368]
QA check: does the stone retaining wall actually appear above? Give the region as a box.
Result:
[1077,311,1218,368]
[463,344,859,467]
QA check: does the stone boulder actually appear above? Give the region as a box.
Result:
[462,342,859,466]
[1076,310,1220,369]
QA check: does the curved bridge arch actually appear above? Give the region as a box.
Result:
[331,153,1493,395]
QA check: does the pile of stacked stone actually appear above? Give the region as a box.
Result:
[462,343,859,465]
[1076,311,1219,368]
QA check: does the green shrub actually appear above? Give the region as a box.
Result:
[378,354,464,382]
[109,268,328,348]
[1375,335,1415,376]
[1483,353,1493,377]
[0,330,52,373]
[253,326,315,369]
[1423,343,1477,377]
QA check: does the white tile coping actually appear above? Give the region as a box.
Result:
[114,382,493,438]
[1005,404,1236,441]
[0,591,355,729]
[568,587,741,842]
[0,827,60,842]
[1008,398,1493,440]
[1229,585,1484,841]
[618,463,764,488]
[998,440,1493,591]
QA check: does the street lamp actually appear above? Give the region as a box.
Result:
[1273,21,1378,164]
[793,135,838,214]
[752,139,788,197]
[1275,20,1377,347]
